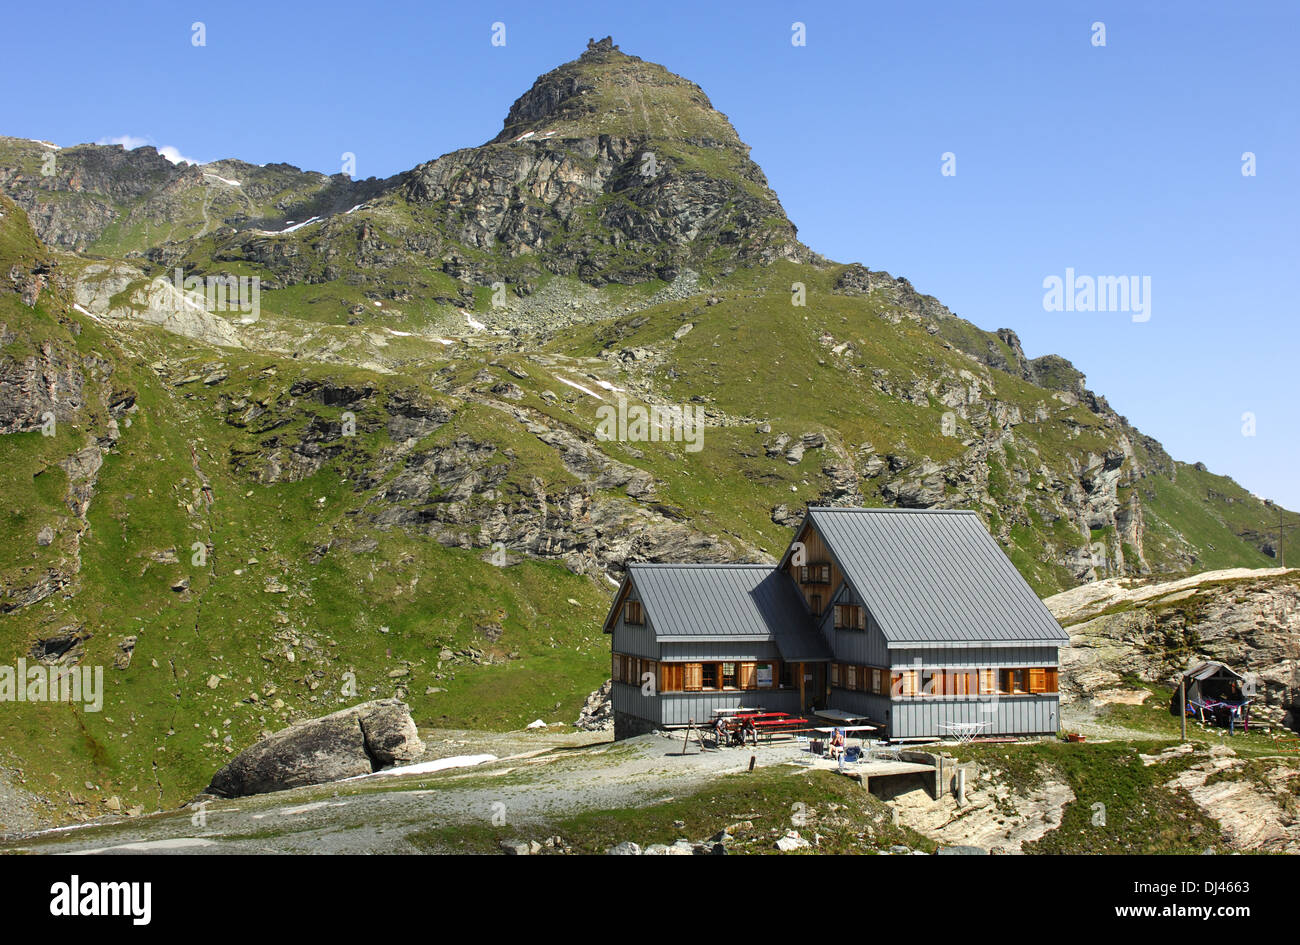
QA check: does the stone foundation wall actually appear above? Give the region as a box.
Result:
[614,711,660,741]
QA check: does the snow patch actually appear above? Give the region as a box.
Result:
[204,172,241,187]
[554,375,603,400]
[342,754,497,781]
[463,310,486,331]
[263,216,321,235]
[72,303,102,322]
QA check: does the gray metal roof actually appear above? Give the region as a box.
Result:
[803,507,1069,647]
[1183,661,1243,681]
[627,563,832,661]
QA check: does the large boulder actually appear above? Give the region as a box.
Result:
[205,699,425,797]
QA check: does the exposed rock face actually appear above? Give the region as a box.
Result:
[0,343,87,435]
[1050,569,1300,728]
[397,40,808,287]
[0,136,384,251]
[888,763,1075,855]
[204,699,425,797]
[72,262,244,348]
[1167,749,1300,853]
[576,680,613,731]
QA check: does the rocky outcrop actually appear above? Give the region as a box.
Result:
[0,136,385,251]
[1051,569,1300,728]
[398,41,808,286]
[1167,750,1300,853]
[576,680,613,731]
[72,262,245,348]
[204,699,425,797]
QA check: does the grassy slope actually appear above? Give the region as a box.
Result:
[0,210,615,814]
[543,260,1286,592]
[409,766,936,855]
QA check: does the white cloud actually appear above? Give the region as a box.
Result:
[96,134,200,165]
[156,145,200,166]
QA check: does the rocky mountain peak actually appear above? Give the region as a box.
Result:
[490,39,743,150]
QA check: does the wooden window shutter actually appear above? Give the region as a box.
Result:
[739,662,756,690]
[659,663,682,692]
[1029,668,1046,693]
[830,663,841,687]
[1044,668,1059,693]
[683,663,702,691]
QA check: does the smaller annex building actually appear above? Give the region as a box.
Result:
[603,507,1070,740]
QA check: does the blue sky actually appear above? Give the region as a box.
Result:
[6,1,1298,507]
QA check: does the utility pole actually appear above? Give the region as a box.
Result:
[1180,674,1187,742]
[1279,508,1295,568]
[1265,501,1295,568]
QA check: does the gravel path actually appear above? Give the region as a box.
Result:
[0,728,806,854]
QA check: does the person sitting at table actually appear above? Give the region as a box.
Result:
[828,728,846,760]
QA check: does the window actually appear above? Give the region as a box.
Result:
[830,663,841,687]
[701,663,719,690]
[894,670,919,697]
[834,604,866,631]
[721,662,738,689]
[1027,668,1058,693]
[809,594,823,616]
[1003,669,1028,694]
[953,670,976,696]
[799,563,831,584]
[846,665,858,691]
[612,654,652,686]
[624,600,643,625]
[779,662,793,689]
[978,668,998,695]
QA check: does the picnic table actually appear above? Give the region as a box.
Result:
[939,721,988,744]
[712,711,809,746]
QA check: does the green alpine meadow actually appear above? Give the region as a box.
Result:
[0,27,1296,873]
